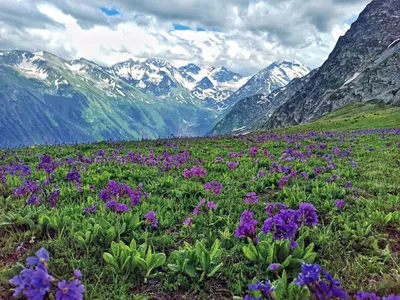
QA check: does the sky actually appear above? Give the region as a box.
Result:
[0,0,371,75]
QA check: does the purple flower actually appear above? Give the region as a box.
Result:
[248,281,274,297]
[296,263,347,299]
[235,210,258,243]
[336,199,345,209]
[183,168,192,178]
[83,205,97,214]
[66,171,81,182]
[27,194,41,206]
[295,263,322,286]
[249,147,259,158]
[262,209,300,240]
[26,248,50,269]
[301,171,309,179]
[245,192,258,205]
[278,176,290,189]
[144,211,158,227]
[299,203,318,226]
[265,203,288,216]
[227,161,239,170]
[268,263,280,272]
[56,279,85,300]
[355,291,380,300]
[73,269,82,278]
[290,241,298,249]
[204,181,223,196]
[207,201,217,210]
[105,200,117,209]
[183,217,193,226]
[383,295,400,300]
[115,203,130,213]
[344,181,352,189]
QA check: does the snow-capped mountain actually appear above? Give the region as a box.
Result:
[0,50,217,147]
[109,59,250,106]
[0,49,310,147]
[222,60,310,109]
[180,64,250,107]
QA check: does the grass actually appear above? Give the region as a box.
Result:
[0,103,400,299]
[274,103,400,133]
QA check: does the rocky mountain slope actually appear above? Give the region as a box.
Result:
[221,60,310,109]
[208,69,318,136]
[263,0,400,129]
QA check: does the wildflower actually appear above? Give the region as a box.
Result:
[183,217,193,226]
[290,241,298,249]
[244,192,258,205]
[265,203,288,216]
[262,209,300,240]
[204,181,223,196]
[355,291,380,300]
[227,161,239,170]
[144,211,158,227]
[27,194,41,206]
[83,205,97,214]
[207,201,217,210]
[248,281,274,297]
[66,171,81,182]
[344,181,352,189]
[295,263,347,299]
[268,263,280,272]
[249,147,259,158]
[295,263,322,286]
[183,168,192,178]
[105,200,117,209]
[383,295,400,300]
[235,210,258,243]
[336,199,345,209]
[56,279,85,300]
[299,203,318,226]
[278,176,290,189]
[26,248,50,269]
[115,203,130,213]
[73,269,82,278]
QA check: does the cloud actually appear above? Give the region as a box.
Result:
[0,0,371,75]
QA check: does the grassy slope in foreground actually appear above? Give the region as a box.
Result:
[0,102,399,299]
[271,103,400,133]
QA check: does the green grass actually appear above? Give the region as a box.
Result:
[1,103,400,299]
[274,103,400,133]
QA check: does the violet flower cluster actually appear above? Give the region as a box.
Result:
[9,247,85,300]
[204,181,223,196]
[99,180,149,207]
[183,165,207,178]
[295,263,347,299]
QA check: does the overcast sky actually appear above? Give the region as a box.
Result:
[0,0,371,75]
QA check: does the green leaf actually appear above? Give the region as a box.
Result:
[243,244,257,262]
[207,263,223,278]
[129,239,137,251]
[210,239,220,261]
[302,252,317,264]
[184,264,197,278]
[103,252,118,269]
[281,255,292,268]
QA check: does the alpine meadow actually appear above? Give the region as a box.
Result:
[0,0,399,299]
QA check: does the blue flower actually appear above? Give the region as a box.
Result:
[26,248,50,269]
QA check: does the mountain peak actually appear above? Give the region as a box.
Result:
[179,63,201,74]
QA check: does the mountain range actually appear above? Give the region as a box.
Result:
[210,0,400,136]
[0,51,308,147]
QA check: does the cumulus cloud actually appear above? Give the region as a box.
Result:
[0,0,371,75]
